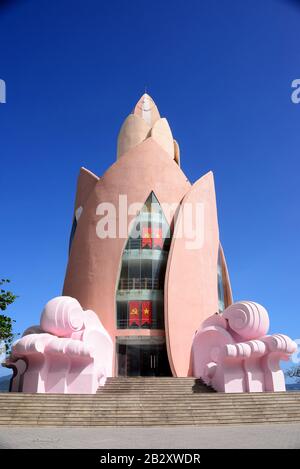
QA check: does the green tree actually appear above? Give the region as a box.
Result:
[0,279,18,354]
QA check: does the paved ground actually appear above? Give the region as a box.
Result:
[0,423,300,449]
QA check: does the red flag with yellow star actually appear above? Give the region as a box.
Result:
[129,301,140,326]
[142,301,152,325]
[152,226,163,248]
[142,226,152,248]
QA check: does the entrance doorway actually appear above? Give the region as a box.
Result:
[116,337,172,377]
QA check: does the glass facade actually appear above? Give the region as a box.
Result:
[116,336,172,377]
[116,192,171,330]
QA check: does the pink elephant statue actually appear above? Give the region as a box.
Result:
[7,296,113,394]
[192,301,297,393]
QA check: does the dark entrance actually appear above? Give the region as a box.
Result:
[117,338,172,377]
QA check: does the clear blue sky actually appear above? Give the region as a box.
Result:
[1,0,300,377]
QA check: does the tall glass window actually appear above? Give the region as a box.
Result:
[116,192,171,329]
[68,216,77,254]
[68,207,83,255]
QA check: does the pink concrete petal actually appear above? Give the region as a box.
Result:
[165,171,220,377]
[117,114,151,159]
[74,167,99,213]
[151,118,174,159]
[219,244,233,307]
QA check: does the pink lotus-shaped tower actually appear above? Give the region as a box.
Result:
[7,94,297,393]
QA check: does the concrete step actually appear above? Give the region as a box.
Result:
[0,377,299,426]
[1,417,300,427]
[1,402,300,412]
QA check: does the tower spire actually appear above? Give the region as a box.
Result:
[133,93,160,127]
[117,93,179,165]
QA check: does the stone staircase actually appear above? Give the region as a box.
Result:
[0,377,299,426]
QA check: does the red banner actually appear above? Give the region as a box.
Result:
[142,301,152,325]
[152,226,163,248]
[129,301,140,326]
[142,226,152,248]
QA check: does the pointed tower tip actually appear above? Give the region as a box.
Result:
[133,93,160,126]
